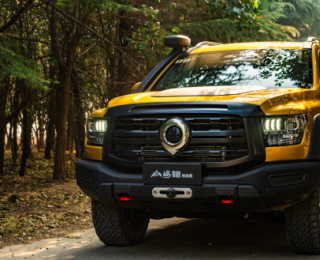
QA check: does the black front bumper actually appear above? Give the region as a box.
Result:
[76,159,320,212]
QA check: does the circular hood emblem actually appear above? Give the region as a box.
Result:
[159,118,190,156]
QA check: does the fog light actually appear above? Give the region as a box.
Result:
[221,199,233,204]
[120,197,131,201]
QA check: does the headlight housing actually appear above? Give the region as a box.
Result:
[87,118,107,146]
[260,114,308,147]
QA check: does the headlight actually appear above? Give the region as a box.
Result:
[87,118,107,146]
[260,114,308,147]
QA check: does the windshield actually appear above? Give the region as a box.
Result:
[152,49,313,91]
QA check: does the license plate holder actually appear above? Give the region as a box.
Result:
[143,163,202,185]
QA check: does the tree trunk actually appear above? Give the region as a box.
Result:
[50,1,91,180]
[67,89,75,153]
[44,91,56,159]
[20,108,32,177]
[0,77,9,175]
[53,73,70,180]
[44,61,56,159]
[11,89,19,162]
[38,108,44,151]
[0,124,5,176]
[117,11,132,96]
[6,125,11,150]
[19,77,33,177]
[35,125,40,151]
[73,74,85,158]
[12,119,18,162]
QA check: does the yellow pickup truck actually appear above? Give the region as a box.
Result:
[76,35,320,254]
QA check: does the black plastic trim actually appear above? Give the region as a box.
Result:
[82,147,86,159]
[164,35,191,48]
[130,104,228,111]
[104,102,265,118]
[76,159,320,212]
[215,187,236,196]
[134,48,183,93]
[268,172,306,187]
[77,169,93,183]
[307,113,320,159]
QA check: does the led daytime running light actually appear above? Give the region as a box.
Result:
[264,118,283,131]
[95,121,107,132]
[87,118,108,146]
[261,114,307,147]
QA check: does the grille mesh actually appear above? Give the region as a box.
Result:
[113,114,248,162]
[166,126,182,144]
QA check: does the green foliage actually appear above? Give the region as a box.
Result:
[202,0,262,29]
[280,0,320,40]
[175,0,301,43]
[172,27,180,33]
[0,35,48,88]
[257,0,299,40]
[144,50,160,70]
[0,0,319,97]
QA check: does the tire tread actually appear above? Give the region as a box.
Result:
[285,186,320,254]
[91,199,149,246]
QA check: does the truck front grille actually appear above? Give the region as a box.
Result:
[112,114,248,162]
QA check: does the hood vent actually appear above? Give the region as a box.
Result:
[131,104,228,111]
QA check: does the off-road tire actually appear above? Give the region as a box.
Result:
[285,186,320,254]
[91,199,149,246]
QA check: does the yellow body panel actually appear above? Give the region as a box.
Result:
[86,42,320,162]
[91,108,107,118]
[131,82,141,93]
[108,88,315,115]
[191,42,306,54]
[85,136,103,160]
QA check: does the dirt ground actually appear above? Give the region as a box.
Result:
[0,149,92,249]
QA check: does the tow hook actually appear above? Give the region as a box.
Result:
[166,188,176,198]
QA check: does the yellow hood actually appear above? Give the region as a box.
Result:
[92,88,315,117]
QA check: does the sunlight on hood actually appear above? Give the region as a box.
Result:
[152,86,267,97]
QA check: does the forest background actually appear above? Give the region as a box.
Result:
[0,0,320,246]
[1,0,320,180]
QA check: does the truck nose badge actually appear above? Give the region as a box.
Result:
[159,118,190,156]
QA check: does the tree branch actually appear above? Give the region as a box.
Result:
[5,35,69,50]
[74,42,96,63]
[0,0,34,33]
[46,1,148,77]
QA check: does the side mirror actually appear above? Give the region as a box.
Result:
[131,82,141,93]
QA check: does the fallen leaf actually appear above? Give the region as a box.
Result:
[66,233,81,239]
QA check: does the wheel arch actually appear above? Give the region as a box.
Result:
[307,113,320,159]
